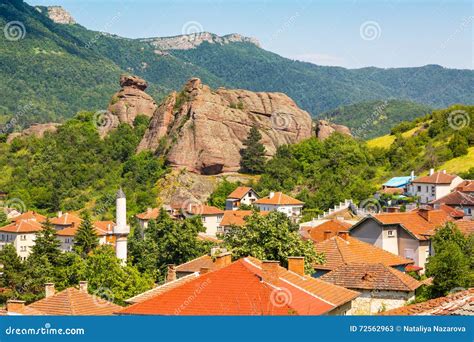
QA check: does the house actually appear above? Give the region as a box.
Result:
[312,234,414,276]
[382,172,415,193]
[118,257,359,315]
[456,180,474,195]
[56,221,116,252]
[320,262,421,314]
[431,190,474,217]
[225,186,259,210]
[254,192,304,220]
[10,211,46,223]
[183,204,224,236]
[0,219,43,260]
[380,288,474,315]
[218,210,270,234]
[136,207,160,228]
[50,212,82,231]
[408,169,463,204]
[5,282,121,315]
[299,219,353,243]
[349,208,453,271]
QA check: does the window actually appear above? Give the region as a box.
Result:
[404,248,415,260]
[20,246,27,252]
[387,230,395,237]
[20,235,27,241]
[417,186,421,192]
[201,217,206,223]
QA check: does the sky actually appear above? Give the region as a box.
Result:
[29,0,473,69]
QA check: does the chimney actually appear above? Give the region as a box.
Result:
[57,211,63,218]
[429,168,434,176]
[79,281,88,293]
[166,264,176,283]
[7,300,25,313]
[288,256,305,276]
[323,230,332,240]
[261,260,280,285]
[214,252,232,269]
[337,231,349,240]
[410,170,415,179]
[442,169,446,174]
[269,192,275,199]
[45,283,55,298]
[199,267,210,275]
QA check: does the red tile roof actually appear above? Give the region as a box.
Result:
[255,192,304,206]
[220,210,270,227]
[431,191,474,206]
[456,180,474,192]
[0,220,43,233]
[25,287,122,315]
[118,258,358,316]
[10,211,46,223]
[227,186,255,199]
[300,220,353,243]
[56,221,114,237]
[314,236,414,271]
[412,171,458,184]
[320,263,421,292]
[175,255,220,273]
[381,288,474,315]
[438,204,465,219]
[136,207,160,220]
[185,204,224,216]
[50,212,82,226]
[454,220,474,236]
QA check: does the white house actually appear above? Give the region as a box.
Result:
[225,187,259,210]
[408,169,463,204]
[0,220,42,260]
[254,192,304,220]
[184,204,224,236]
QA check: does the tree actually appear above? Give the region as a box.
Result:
[448,133,469,157]
[0,244,24,302]
[74,212,99,257]
[223,211,324,273]
[31,218,61,266]
[425,222,473,297]
[0,210,8,227]
[240,125,266,174]
[207,179,240,209]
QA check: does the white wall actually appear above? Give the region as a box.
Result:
[201,214,223,236]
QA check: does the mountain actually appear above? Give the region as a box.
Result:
[1,0,473,132]
[320,100,433,139]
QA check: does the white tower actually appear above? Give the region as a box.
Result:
[114,188,130,265]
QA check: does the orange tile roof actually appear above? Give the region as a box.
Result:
[431,191,474,206]
[220,210,270,227]
[118,257,358,316]
[320,263,421,292]
[125,273,200,304]
[381,288,474,315]
[255,192,304,206]
[300,220,353,243]
[227,186,255,199]
[175,255,219,273]
[26,287,122,315]
[456,180,474,192]
[370,209,453,240]
[454,220,474,236]
[314,236,414,271]
[412,171,458,184]
[56,221,114,237]
[10,211,46,223]
[136,207,160,220]
[186,204,224,216]
[0,220,43,233]
[196,233,222,243]
[438,204,465,219]
[50,212,82,226]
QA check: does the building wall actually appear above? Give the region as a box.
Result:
[349,219,383,248]
[255,204,303,219]
[326,301,353,316]
[410,177,463,204]
[381,226,399,255]
[201,214,223,236]
[348,290,415,315]
[417,240,431,272]
[1,233,37,260]
[397,229,420,266]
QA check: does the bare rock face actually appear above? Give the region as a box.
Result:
[7,123,60,143]
[315,120,352,140]
[138,78,313,174]
[107,75,157,131]
[36,6,76,24]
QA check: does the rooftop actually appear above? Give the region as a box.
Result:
[227,186,255,199]
[314,236,414,271]
[136,207,160,220]
[412,171,458,184]
[10,211,46,223]
[50,212,82,226]
[0,219,43,233]
[383,176,413,188]
[255,192,304,206]
[300,219,353,243]
[431,190,474,206]
[456,180,474,193]
[220,210,269,227]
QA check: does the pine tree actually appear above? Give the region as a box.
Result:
[239,125,266,174]
[74,212,99,258]
[31,218,61,266]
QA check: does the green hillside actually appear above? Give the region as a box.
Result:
[0,0,473,132]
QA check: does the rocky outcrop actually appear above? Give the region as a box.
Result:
[107,75,157,132]
[142,32,260,51]
[315,120,352,140]
[7,123,60,143]
[138,78,313,174]
[36,6,76,24]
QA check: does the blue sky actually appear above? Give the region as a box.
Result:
[29,0,473,69]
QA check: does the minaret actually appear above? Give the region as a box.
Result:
[113,188,129,265]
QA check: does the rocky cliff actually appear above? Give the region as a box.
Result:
[141,32,260,51]
[36,6,76,24]
[138,78,314,174]
[7,123,60,143]
[106,75,157,133]
[315,120,352,140]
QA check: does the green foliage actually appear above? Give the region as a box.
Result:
[73,212,99,258]
[223,211,323,273]
[448,133,469,157]
[240,126,266,174]
[207,179,240,209]
[0,210,8,226]
[30,219,61,266]
[425,222,473,298]
[128,209,212,281]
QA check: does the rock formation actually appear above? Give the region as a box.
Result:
[138,78,313,174]
[315,120,352,140]
[36,6,76,24]
[107,75,157,131]
[7,123,60,143]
